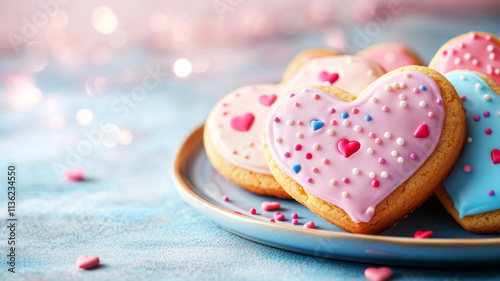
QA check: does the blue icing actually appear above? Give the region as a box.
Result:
[310,120,324,131]
[443,71,500,218]
[292,164,301,174]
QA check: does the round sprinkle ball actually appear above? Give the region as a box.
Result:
[343,177,350,183]
[313,143,320,150]
[341,112,349,119]
[354,125,362,132]
[420,85,426,91]
[484,111,491,117]
[353,168,360,175]
[463,165,472,173]
[488,190,495,196]
[400,101,407,108]
[474,115,480,121]
[486,128,492,135]
[397,157,404,163]
[384,132,392,139]
[484,94,491,101]
[367,148,374,154]
[342,120,350,126]
[372,180,380,187]
[330,179,336,185]
[396,137,405,145]
[369,172,376,178]
[342,191,348,198]
[381,171,389,178]
[365,115,372,121]
[378,157,386,164]
[419,101,427,107]
[410,153,417,160]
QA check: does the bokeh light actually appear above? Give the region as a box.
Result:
[76,108,94,126]
[149,13,169,33]
[103,124,120,148]
[119,129,133,145]
[91,6,119,35]
[173,58,192,77]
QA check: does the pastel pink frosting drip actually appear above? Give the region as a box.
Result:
[434,32,500,85]
[266,71,444,223]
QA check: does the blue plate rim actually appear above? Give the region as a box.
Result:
[172,125,500,247]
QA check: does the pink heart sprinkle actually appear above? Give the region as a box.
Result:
[303,221,315,229]
[318,70,339,84]
[491,149,500,165]
[230,113,255,132]
[261,201,280,211]
[414,123,430,138]
[258,94,277,106]
[64,168,84,181]
[337,139,361,158]
[364,267,393,281]
[76,255,100,269]
[274,212,285,221]
[414,230,433,239]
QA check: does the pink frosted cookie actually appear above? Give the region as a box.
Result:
[281,48,342,83]
[263,66,466,234]
[204,54,386,198]
[358,42,424,71]
[429,31,500,86]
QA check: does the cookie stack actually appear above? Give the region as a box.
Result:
[204,31,500,234]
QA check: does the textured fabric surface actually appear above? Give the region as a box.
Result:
[2,14,500,280]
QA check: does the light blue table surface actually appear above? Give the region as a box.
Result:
[1,12,500,280]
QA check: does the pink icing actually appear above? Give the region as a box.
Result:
[281,55,386,95]
[435,32,500,85]
[361,45,421,71]
[266,71,444,223]
[207,56,386,175]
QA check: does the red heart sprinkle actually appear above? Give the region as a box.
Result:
[230,113,255,132]
[414,230,433,239]
[491,149,500,165]
[414,123,430,138]
[364,267,393,281]
[337,139,361,158]
[258,94,277,106]
[318,71,339,84]
[76,255,100,269]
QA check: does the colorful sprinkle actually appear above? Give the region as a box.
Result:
[486,128,492,135]
[303,221,315,229]
[484,111,491,117]
[354,125,362,132]
[364,267,393,281]
[463,165,472,173]
[274,212,285,221]
[381,171,389,178]
[306,177,313,183]
[327,129,334,135]
[365,115,372,121]
[372,180,379,187]
[382,106,389,112]
[342,177,350,183]
[330,179,337,185]
[352,108,359,114]
[384,132,392,139]
[341,112,349,119]
[292,219,299,225]
[473,115,480,121]
[413,88,420,93]
[341,191,348,198]
[461,96,467,101]
[369,172,376,178]
[284,152,290,158]
[410,153,417,160]
[312,143,320,150]
[296,132,303,138]
[274,117,280,122]
[484,94,491,101]
[330,108,336,113]
[414,230,433,239]
[352,168,360,175]
[322,158,329,164]
[269,218,275,223]
[436,99,442,105]
[292,164,301,174]
[223,195,229,201]
[420,85,426,91]
[250,208,256,215]
[312,167,319,173]
[378,157,386,164]
[261,201,280,211]
[488,190,495,196]
[396,138,405,145]
[295,144,302,151]
[311,120,325,131]
[428,112,435,118]
[292,213,298,219]
[305,153,312,159]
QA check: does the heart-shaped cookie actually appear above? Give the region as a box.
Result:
[357,42,423,71]
[429,31,500,86]
[434,71,500,233]
[264,66,466,234]
[204,54,385,198]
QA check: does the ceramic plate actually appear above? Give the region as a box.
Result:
[172,125,500,267]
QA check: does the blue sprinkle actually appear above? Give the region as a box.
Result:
[420,85,426,91]
[310,120,325,131]
[365,115,372,121]
[341,112,349,119]
[292,164,301,174]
